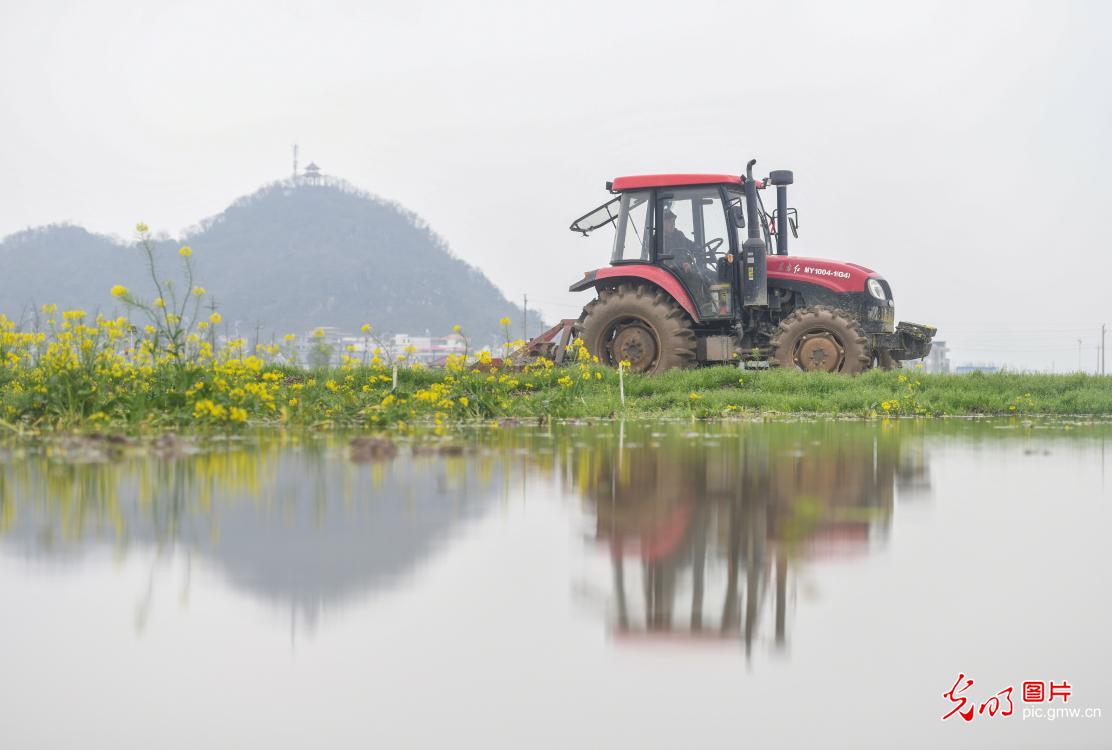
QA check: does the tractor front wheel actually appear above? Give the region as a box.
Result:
[578,284,697,374]
[768,305,872,374]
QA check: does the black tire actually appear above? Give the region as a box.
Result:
[768,305,872,374]
[578,284,697,374]
[875,349,903,370]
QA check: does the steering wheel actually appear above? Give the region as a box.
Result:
[702,237,724,265]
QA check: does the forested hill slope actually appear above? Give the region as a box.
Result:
[0,179,543,342]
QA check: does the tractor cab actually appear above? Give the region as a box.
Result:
[571,175,751,320]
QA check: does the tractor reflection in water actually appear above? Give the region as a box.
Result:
[575,422,930,654]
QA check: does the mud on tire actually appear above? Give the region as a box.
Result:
[768,305,872,374]
[578,284,697,374]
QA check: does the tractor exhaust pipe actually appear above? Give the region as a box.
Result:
[742,159,768,307]
[769,170,794,256]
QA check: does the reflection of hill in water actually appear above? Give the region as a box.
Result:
[192,458,498,612]
[0,443,508,616]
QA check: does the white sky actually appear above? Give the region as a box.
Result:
[2,0,1109,371]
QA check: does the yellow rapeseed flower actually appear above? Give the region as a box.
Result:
[210,312,222,325]
[453,324,461,333]
[192,286,205,296]
[135,222,149,234]
[154,298,165,308]
[110,285,128,298]
[179,246,193,257]
[499,316,511,327]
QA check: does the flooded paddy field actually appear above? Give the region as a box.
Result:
[1,418,1109,749]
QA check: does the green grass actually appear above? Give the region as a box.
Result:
[3,360,1111,436]
[628,368,1073,413]
[549,367,1112,419]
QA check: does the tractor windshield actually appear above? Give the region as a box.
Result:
[569,197,620,236]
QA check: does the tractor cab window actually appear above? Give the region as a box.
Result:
[657,187,733,318]
[612,191,652,262]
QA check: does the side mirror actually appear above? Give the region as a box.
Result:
[730,205,745,228]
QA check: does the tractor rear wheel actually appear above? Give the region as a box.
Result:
[768,305,872,374]
[578,284,697,374]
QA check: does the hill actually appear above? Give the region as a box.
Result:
[0,178,545,343]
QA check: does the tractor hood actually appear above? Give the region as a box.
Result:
[767,256,879,295]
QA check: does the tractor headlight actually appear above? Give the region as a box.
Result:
[867,278,886,301]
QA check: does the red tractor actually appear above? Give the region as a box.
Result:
[565,160,935,374]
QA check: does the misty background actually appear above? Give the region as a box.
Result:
[2,0,1109,370]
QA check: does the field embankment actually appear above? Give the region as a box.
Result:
[3,350,1110,434]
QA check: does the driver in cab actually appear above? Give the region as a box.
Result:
[662,205,720,316]
[662,207,698,268]
[662,207,713,282]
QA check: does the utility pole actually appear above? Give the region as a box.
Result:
[207,297,218,351]
[1102,323,1107,375]
[1078,338,1082,373]
[522,294,528,342]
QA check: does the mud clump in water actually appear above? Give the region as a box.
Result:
[349,436,398,462]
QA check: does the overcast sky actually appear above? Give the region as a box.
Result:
[2,0,1109,371]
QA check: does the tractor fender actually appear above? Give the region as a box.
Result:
[569,265,701,323]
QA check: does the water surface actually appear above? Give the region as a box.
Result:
[1,419,1108,749]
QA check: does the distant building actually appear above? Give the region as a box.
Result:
[954,362,1001,374]
[287,328,469,366]
[913,339,950,374]
[389,332,468,365]
[302,162,322,186]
